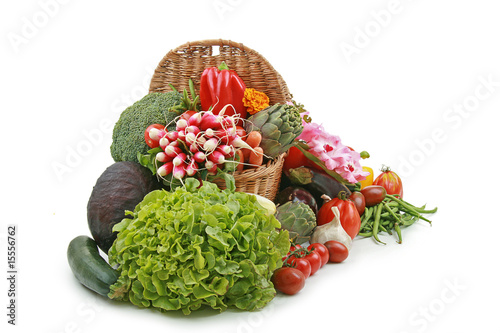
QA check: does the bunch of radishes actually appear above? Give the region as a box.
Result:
[144,110,252,181]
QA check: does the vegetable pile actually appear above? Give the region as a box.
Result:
[67,45,438,316]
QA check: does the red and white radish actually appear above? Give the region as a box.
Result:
[187,112,202,127]
[200,111,222,131]
[157,162,174,177]
[165,145,182,158]
[173,153,187,167]
[172,165,186,180]
[156,152,171,163]
[208,151,225,165]
[193,151,206,163]
[186,159,199,176]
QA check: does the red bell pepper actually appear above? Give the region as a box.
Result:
[199,62,247,118]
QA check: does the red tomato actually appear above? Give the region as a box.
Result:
[286,256,312,278]
[373,167,403,199]
[324,240,349,263]
[349,191,366,216]
[272,267,306,295]
[317,195,361,239]
[360,185,386,207]
[303,250,322,276]
[307,243,329,268]
[144,124,165,148]
[283,146,312,172]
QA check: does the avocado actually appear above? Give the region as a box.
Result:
[87,161,162,253]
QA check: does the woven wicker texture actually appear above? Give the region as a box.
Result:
[211,153,286,201]
[149,39,291,105]
[149,39,291,200]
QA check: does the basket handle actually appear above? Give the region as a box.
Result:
[173,39,252,56]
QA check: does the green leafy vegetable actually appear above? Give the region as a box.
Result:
[110,92,183,164]
[107,178,290,314]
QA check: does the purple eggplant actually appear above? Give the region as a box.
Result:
[285,166,351,209]
[275,186,318,215]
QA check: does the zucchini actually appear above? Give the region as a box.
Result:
[67,235,119,297]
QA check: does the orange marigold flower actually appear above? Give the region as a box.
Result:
[242,88,270,115]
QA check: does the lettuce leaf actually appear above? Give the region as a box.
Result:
[107,178,290,314]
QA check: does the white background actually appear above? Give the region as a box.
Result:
[2,0,499,332]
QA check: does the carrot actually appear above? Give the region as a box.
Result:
[236,149,245,172]
[248,147,264,167]
[241,148,251,162]
[246,131,262,148]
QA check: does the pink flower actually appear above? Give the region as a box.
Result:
[334,150,369,183]
[297,117,369,183]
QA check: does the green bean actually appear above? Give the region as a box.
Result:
[386,194,432,224]
[386,219,395,231]
[389,194,436,216]
[361,218,373,230]
[358,195,437,245]
[402,202,437,215]
[372,203,385,244]
[413,206,438,214]
[394,223,402,244]
[381,219,391,226]
[401,207,432,223]
[360,206,373,229]
[401,214,418,227]
[383,202,403,224]
[379,223,392,235]
[384,200,400,207]
[395,199,437,214]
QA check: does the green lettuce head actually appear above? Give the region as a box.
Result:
[107,178,290,315]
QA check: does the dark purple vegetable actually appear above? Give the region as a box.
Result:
[285,167,351,209]
[87,161,162,253]
[275,186,318,215]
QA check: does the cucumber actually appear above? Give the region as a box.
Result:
[67,235,119,297]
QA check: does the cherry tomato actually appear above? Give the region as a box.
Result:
[324,240,349,263]
[349,191,366,216]
[179,110,197,122]
[373,167,404,199]
[144,124,165,148]
[359,166,374,189]
[307,243,329,268]
[272,267,306,295]
[283,243,302,262]
[303,250,322,276]
[317,194,361,240]
[286,256,312,278]
[360,185,387,207]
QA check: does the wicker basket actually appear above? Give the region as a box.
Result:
[149,39,291,200]
[211,153,287,201]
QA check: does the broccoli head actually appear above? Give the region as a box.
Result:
[110,92,183,164]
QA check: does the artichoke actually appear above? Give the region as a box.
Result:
[245,103,303,158]
[275,201,317,244]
